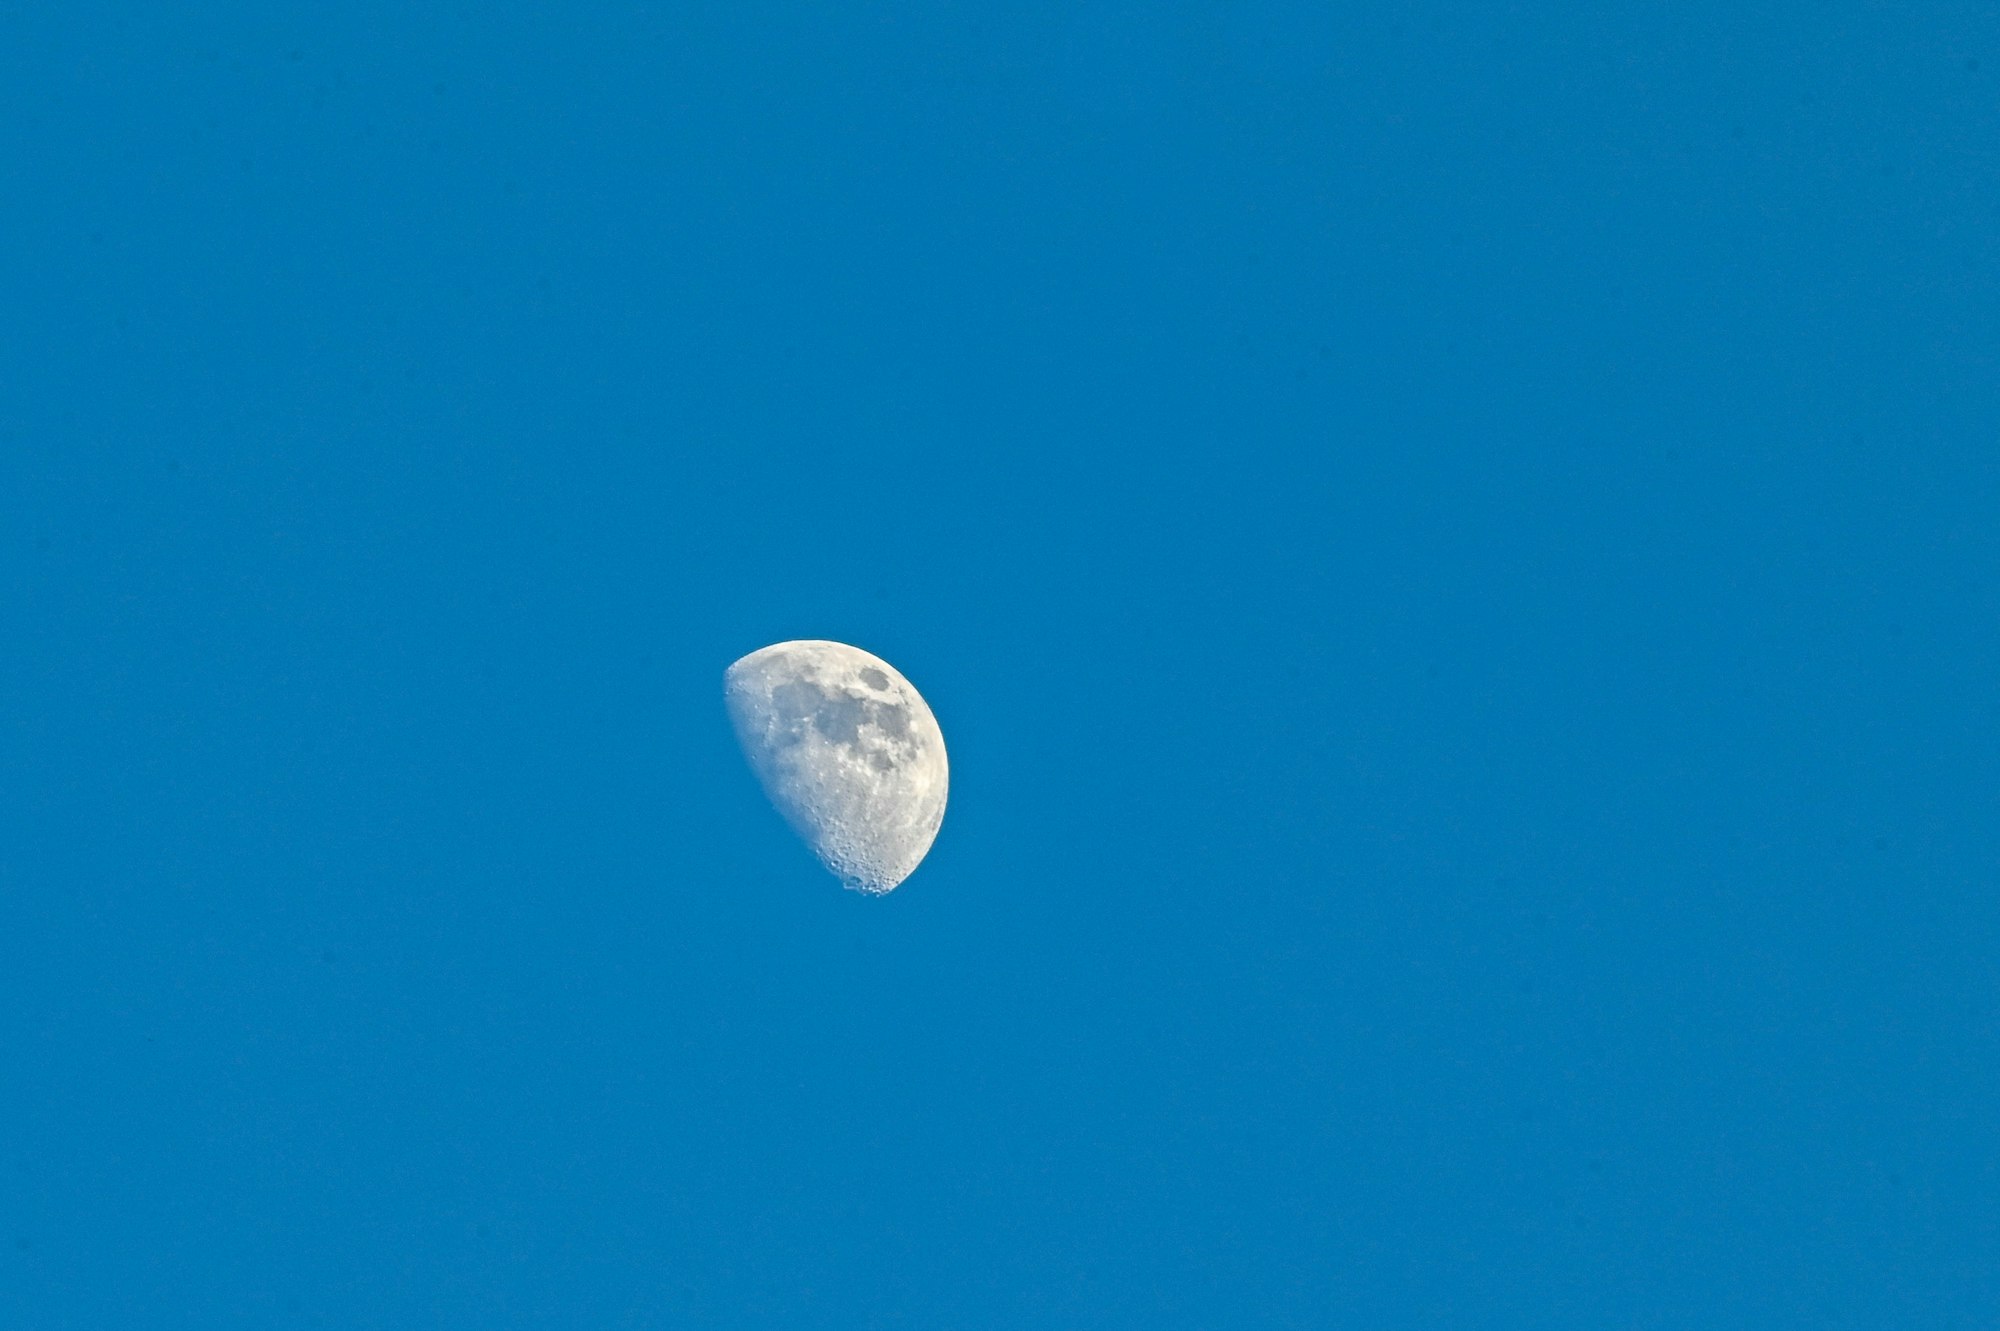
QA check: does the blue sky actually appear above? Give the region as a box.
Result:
[3,3,1997,1327]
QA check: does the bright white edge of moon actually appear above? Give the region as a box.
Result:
[723,640,948,895]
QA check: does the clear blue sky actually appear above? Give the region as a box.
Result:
[4,3,1996,1327]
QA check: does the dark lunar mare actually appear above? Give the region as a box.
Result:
[770,679,912,761]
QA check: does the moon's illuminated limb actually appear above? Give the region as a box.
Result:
[724,641,948,895]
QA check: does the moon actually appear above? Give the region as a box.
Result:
[723,640,948,895]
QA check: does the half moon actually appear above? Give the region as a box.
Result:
[723,640,948,894]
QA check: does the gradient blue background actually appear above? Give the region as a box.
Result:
[4,3,1996,1327]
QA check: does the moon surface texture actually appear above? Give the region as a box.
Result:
[724,641,948,895]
